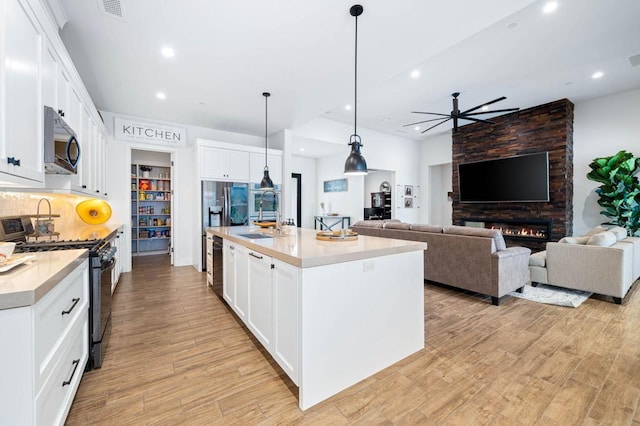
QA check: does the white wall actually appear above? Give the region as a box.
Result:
[293,118,421,224]
[429,163,452,226]
[418,131,453,224]
[291,155,317,229]
[573,88,640,236]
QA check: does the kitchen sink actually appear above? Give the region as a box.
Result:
[237,233,274,239]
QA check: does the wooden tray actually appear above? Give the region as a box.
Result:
[253,221,277,228]
[316,230,358,241]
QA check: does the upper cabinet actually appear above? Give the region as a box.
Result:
[198,139,283,185]
[200,146,250,182]
[0,0,45,185]
[0,0,107,195]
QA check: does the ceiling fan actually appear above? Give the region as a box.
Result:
[404,92,520,134]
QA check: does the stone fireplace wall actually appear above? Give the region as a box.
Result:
[451,98,574,252]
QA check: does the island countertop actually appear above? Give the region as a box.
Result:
[0,249,89,310]
[206,226,427,268]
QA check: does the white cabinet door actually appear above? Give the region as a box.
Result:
[41,41,58,111]
[247,249,273,349]
[200,146,249,181]
[225,149,250,181]
[56,67,70,119]
[223,240,236,305]
[234,244,248,320]
[250,152,282,185]
[272,259,299,384]
[0,0,44,183]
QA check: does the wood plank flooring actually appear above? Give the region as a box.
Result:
[66,255,640,425]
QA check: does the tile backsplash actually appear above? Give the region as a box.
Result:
[0,192,96,235]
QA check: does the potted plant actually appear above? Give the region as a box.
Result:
[587,150,640,236]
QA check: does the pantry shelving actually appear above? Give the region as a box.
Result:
[131,164,172,255]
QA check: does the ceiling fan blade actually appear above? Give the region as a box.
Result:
[421,117,452,133]
[461,96,507,115]
[460,116,495,125]
[402,117,451,127]
[464,107,520,117]
[410,111,452,118]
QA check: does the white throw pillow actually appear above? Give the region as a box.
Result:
[559,236,589,244]
[608,226,628,241]
[582,225,609,236]
[586,231,617,247]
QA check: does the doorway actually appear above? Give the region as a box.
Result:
[290,173,302,227]
[131,149,174,264]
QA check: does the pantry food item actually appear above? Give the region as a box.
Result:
[76,199,113,225]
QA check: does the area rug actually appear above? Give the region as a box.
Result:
[509,284,592,308]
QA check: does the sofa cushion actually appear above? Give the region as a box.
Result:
[410,224,443,233]
[529,250,546,267]
[586,231,617,247]
[582,225,609,236]
[443,225,507,251]
[608,226,628,241]
[559,236,590,245]
[351,220,385,228]
[383,222,412,230]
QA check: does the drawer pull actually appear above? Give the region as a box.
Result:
[61,298,80,316]
[249,252,263,260]
[62,359,80,387]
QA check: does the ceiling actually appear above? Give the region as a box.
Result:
[56,0,640,156]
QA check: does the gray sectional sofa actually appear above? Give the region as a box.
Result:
[350,220,531,305]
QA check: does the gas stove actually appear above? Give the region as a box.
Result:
[15,239,106,254]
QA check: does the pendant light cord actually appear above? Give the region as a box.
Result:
[354,13,358,137]
[264,92,269,167]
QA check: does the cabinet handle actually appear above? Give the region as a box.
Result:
[249,252,263,260]
[62,359,80,387]
[58,109,65,117]
[7,157,20,166]
[82,185,87,189]
[61,298,80,316]
[96,190,100,193]
[229,245,235,250]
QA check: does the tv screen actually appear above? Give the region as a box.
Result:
[458,152,550,203]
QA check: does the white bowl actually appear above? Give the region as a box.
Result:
[0,242,16,260]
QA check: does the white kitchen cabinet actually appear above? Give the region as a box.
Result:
[0,258,89,425]
[56,66,70,119]
[249,151,283,185]
[0,0,44,184]
[222,240,236,306]
[221,242,299,384]
[41,40,58,112]
[272,258,299,384]
[200,146,250,181]
[247,249,274,349]
[109,227,124,292]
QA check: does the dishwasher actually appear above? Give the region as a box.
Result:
[211,235,224,297]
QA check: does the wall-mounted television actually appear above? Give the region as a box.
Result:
[458,152,550,203]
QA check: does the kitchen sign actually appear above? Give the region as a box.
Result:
[114,117,187,147]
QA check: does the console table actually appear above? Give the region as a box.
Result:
[314,215,351,231]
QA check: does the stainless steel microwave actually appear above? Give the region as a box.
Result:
[43,106,80,174]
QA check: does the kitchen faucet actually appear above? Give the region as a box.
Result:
[259,189,282,233]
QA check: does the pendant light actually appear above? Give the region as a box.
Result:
[344,4,368,176]
[260,92,274,189]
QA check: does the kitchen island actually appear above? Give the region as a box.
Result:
[206,226,427,410]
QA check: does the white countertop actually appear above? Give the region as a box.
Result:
[0,250,89,310]
[206,226,427,268]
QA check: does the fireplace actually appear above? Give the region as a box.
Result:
[461,218,552,251]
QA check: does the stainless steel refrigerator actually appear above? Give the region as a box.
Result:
[201,181,249,270]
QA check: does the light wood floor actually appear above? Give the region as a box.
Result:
[66,255,640,425]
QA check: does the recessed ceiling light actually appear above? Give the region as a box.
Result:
[300,147,305,152]
[414,126,420,131]
[592,71,604,79]
[410,70,420,79]
[345,104,352,111]
[161,46,175,58]
[482,105,489,111]
[156,92,166,100]
[543,1,558,14]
